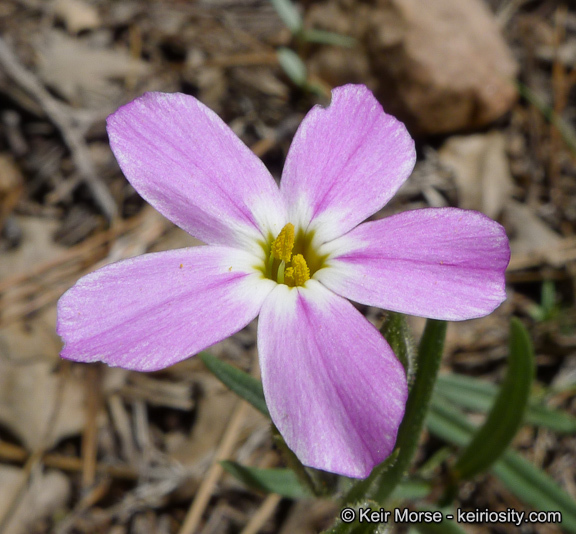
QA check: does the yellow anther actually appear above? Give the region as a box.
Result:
[284,267,295,287]
[291,254,310,286]
[271,223,295,262]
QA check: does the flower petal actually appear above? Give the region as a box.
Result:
[316,208,510,321]
[280,85,416,243]
[258,280,407,478]
[58,246,275,371]
[107,93,287,252]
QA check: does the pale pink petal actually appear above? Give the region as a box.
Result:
[258,280,407,478]
[280,85,415,243]
[316,208,510,321]
[58,247,275,371]
[107,93,287,252]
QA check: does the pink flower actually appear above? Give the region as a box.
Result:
[57,85,510,478]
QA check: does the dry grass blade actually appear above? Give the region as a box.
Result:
[0,36,117,220]
[0,440,138,479]
[178,400,250,534]
[240,493,282,534]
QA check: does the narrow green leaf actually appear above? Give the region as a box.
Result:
[434,374,495,411]
[371,319,447,503]
[221,461,310,499]
[428,397,576,533]
[199,352,269,416]
[427,395,480,446]
[530,279,558,322]
[540,279,556,312]
[269,0,302,33]
[390,479,432,501]
[277,47,307,87]
[453,318,534,479]
[301,29,356,48]
[492,453,575,530]
[435,374,576,433]
[379,312,415,379]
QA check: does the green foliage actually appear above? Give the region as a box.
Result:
[380,312,416,384]
[428,397,576,533]
[221,461,311,499]
[199,352,269,416]
[269,0,302,33]
[528,280,560,322]
[390,479,432,501]
[451,318,534,479]
[277,47,307,87]
[269,0,355,97]
[268,0,355,47]
[434,373,576,433]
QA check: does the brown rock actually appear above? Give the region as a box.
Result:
[307,0,519,135]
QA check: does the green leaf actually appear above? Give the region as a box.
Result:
[492,452,576,530]
[199,352,269,416]
[269,0,302,33]
[452,318,534,479]
[221,461,310,499]
[277,47,307,87]
[370,319,447,503]
[434,374,576,433]
[428,397,576,533]
[380,312,416,383]
[390,479,432,501]
[301,29,356,48]
[528,279,558,322]
[427,395,478,444]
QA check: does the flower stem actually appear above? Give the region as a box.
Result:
[372,319,447,503]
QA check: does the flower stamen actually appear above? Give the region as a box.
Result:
[284,266,294,286]
[265,223,313,287]
[291,254,310,286]
[271,223,295,262]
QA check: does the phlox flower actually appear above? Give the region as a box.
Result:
[57,85,510,478]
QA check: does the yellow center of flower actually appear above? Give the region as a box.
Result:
[271,222,295,263]
[260,223,326,287]
[284,254,310,287]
